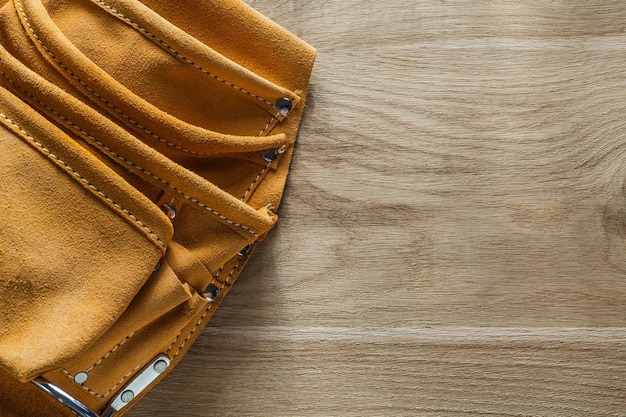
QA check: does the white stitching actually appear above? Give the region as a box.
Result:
[240,114,280,201]
[167,309,209,360]
[0,112,166,247]
[15,0,290,158]
[166,259,243,358]
[223,257,243,286]
[86,332,135,373]
[241,142,286,202]
[15,0,220,156]
[90,0,278,110]
[0,72,260,237]
[213,265,225,281]
[258,116,276,137]
[69,363,143,398]
[61,331,134,385]
[61,257,244,398]
[241,161,272,201]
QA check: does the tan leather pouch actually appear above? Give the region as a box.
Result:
[0,84,176,381]
[0,0,315,415]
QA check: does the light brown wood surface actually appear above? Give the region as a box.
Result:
[131,1,626,416]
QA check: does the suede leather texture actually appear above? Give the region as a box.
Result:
[0,0,315,415]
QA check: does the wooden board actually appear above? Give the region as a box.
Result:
[130,1,626,415]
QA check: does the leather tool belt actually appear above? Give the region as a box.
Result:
[0,0,315,415]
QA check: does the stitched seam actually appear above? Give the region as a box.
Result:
[14,1,218,156]
[214,265,225,281]
[166,260,243,359]
[61,331,134,390]
[258,116,276,137]
[64,258,244,397]
[241,161,271,201]
[0,73,260,237]
[64,363,143,398]
[90,332,135,373]
[168,309,210,360]
[90,0,278,110]
[224,258,243,286]
[0,112,166,247]
[241,114,279,201]
[210,259,240,290]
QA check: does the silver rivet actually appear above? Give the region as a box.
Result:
[238,245,251,256]
[153,359,168,374]
[161,203,176,220]
[73,372,88,385]
[120,390,135,403]
[276,97,292,117]
[262,149,279,162]
[204,284,220,301]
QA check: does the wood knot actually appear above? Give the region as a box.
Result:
[603,194,626,272]
[603,195,626,238]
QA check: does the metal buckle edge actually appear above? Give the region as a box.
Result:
[32,354,171,417]
[32,378,99,417]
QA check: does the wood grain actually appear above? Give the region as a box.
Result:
[130,1,626,416]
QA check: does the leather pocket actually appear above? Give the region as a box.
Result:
[61,0,299,133]
[0,86,174,381]
[16,0,300,144]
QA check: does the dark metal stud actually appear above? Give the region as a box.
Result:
[204,284,220,301]
[238,245,251,256]
[161,203,176,220]
[262,149,279,162]
[276,97,292,116]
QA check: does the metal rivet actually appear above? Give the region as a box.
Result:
[153,261,161,272]
[238,245,251,256]
[153,360,168,374]
[73,372,88,385]
[276,97,292,117]
[262,149,279,162]
[161,203,176,220]
[204,284,220,301]
[120,390,134,403]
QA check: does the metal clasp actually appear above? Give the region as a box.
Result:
[102,355,170,417]
[33,354,170,417]
[32,378,99,417]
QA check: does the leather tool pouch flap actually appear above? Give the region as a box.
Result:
[0,87,174,382]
